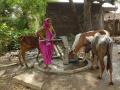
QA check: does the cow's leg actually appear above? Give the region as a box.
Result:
[92,53,99,69]
[97,55,105,80]
[36,51,41,66]
[21,51,28,68]
[107,48,113,85]
[108,64,113,85]
[98,59,105,79]
[95,57,99,69]
[18,50,23,66]
[90,52,95,69]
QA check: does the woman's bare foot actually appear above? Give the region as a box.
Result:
[44,65,48,69]
[109,82,114,85]
[97,76,102,80]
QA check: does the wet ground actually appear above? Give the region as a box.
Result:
[0,43,120,90]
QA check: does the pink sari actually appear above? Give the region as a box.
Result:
[39,18,54,65]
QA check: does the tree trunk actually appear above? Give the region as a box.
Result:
[69,0,83,32]
[84,0,92,31]
[91,3,104,30]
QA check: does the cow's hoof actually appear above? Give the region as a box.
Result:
[30,64,34,68]
[25,65,29,69]
[20,63,24,66]
[96,66,99,69]
[109,82,114,85]
[97,76,102,80]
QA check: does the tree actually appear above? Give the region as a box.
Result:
[0,0,47,52]
[84,0,106,31]
[69,0,83,32]
[8,0,47,29]
[84,0,92,31]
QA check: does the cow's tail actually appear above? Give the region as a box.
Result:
[104,30,110,36]
[106,40,113,71]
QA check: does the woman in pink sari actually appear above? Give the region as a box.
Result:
[38,18,56,69]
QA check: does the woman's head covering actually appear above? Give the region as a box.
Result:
[43,18,50,30]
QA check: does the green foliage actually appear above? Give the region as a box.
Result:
[0,23,12,53]
[0,0,47,54]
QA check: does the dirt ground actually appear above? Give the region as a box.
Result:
[0,77,34,90]
[0,50,37,90]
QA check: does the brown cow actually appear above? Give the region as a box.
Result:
[18,26,45,68]
[18,35,64,68]
[18,36,39,68]
[69,30,113,85]
[85,33,113,85]
[69,29,110,59]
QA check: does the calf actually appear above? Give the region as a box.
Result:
[18,36,39,68]
[18,35,64,68]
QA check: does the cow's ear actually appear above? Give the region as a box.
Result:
[86,36,94,42]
